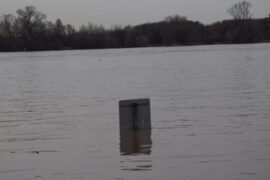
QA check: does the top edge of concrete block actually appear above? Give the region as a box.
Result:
[119,98,150,106]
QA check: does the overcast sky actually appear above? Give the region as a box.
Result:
[0,0,269,28]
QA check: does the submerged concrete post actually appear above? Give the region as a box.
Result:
[119,98,151,129]
[120,129,152,155]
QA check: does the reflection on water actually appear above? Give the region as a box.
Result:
[121,159,153,171]
[120,129,153,171]
[120,129,152,155]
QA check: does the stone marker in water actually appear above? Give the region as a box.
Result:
[119,98,151,129]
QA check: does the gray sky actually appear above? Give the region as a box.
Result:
[0,0,269,28]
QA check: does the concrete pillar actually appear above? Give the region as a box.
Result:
[119,98,151,129]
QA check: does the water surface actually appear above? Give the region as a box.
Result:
[1,44,270,180]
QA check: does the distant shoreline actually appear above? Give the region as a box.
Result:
[1,42,270,54]
[1,6,270,52]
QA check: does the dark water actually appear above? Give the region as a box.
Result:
[0,44,270,180]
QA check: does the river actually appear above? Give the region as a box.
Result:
[1,44,270,180]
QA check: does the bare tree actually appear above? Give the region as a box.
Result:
[54,19,65,36]
[228,1,252,20]
[15,6,47,49]
[64,24,75,36]
[16,6,46,36]
[0,14,16,37]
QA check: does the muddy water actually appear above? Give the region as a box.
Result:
[1,44,270,180]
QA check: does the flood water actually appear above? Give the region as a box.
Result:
[1,44,270,180]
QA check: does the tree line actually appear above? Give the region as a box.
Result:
[0,2,270,52]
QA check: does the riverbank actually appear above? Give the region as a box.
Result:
[1,6,270,52]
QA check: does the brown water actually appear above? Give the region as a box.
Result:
[0,44,270,180]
